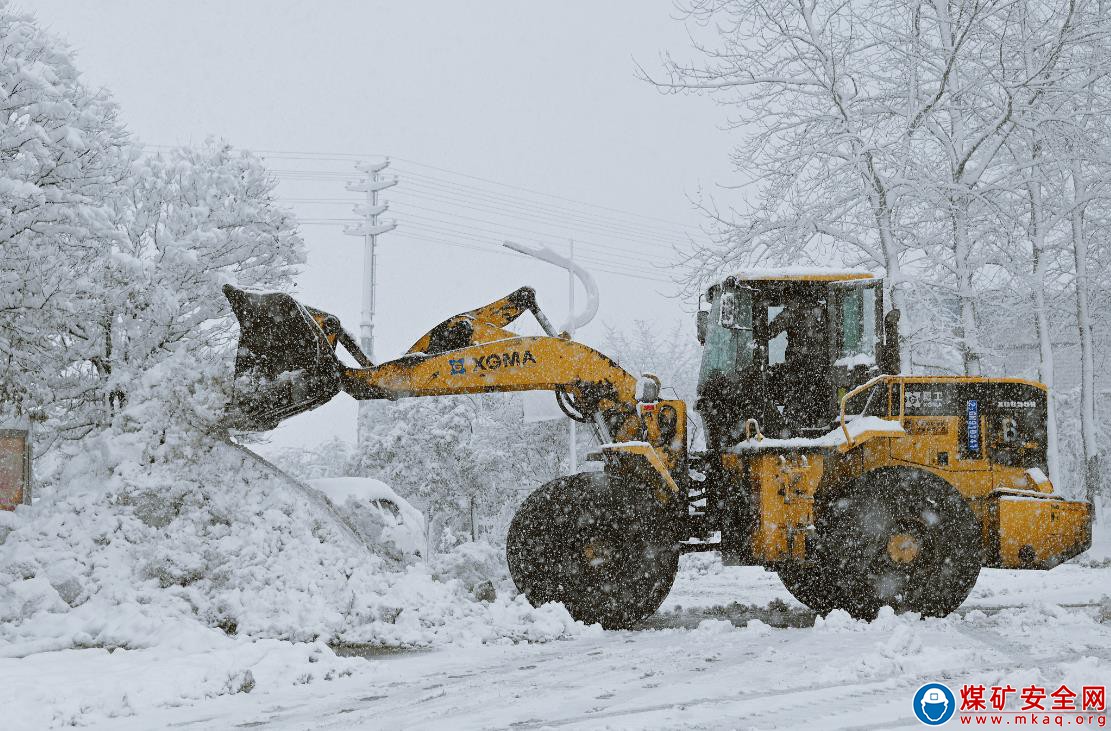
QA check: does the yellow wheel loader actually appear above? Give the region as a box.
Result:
[224,271,1091,629]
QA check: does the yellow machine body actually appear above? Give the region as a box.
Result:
[724,375,1091,570]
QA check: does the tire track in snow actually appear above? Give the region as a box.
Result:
[508,645,1108,730]
[641,601,1104,631]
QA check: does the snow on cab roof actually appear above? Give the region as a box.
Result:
[710,267,878,289]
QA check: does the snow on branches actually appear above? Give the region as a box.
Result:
[653,0,1111,500]
[0,4,130,419]
[0,0,304,442]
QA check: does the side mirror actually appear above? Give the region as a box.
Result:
[696,311,708,345]
[718,287,753,330]
[719,290,740,327]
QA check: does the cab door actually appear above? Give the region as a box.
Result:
[829,281,882,401]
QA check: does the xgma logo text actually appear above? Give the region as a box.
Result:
[449,350,538,375]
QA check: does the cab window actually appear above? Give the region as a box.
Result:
[839,285,877,361]
[698,286,754,385]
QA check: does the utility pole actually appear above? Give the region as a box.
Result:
[345,160,397,442]
[568,238,577,473]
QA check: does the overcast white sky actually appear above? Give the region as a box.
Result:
[23,0,739,450]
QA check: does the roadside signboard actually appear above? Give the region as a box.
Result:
[0,428,31,510]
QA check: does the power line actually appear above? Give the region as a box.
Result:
[276,178,686,254]
[386,204,677,262]
[178,145,700,230]
[390,156,697,231]
[388,166,693,240]
[300,212,654,270]
[388,178,686,249]
[140,143,689,282]
[273,166,691,247]
[141,143,701,234]
[392,232,672,284]
[287,185,684,255]
[381,219,662,275]
[276,188,683,269]
[293,198,678,274]
[298,220,672,284]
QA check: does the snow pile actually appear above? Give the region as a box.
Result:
[0,361,598,727]
[0,435,586,651]
[0,365,591,658]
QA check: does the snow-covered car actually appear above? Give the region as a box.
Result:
[309,477,425,560]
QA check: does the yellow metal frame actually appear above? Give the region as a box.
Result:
[726,271,877,283]
[730,372,1094,569]
[985,490,1092,568]
[330,288,684,480]
[598,442,681,505]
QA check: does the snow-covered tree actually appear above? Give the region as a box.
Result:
[0,3,303,447]
[645,0,916,340]
[650,0,1094,374]
[62,141,305,437]
[352,394,569,551]
[0,4,130,420]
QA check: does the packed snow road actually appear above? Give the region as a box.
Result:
[77,556,1110,731]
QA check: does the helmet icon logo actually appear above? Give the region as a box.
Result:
[913,683,956,725]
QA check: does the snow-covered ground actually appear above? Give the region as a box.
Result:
[5,544,1108,730]
[2,407,1106,730]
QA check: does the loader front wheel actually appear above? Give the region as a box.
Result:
[506,472,679,629]
[776,564,844,613]
[814,468,981,620]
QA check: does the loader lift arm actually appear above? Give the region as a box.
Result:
[224,283,690,630]
[224,284,645,445]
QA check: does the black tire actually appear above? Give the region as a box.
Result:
[506,472,680,629]
[813,468,982,620]
[776,563,845,613]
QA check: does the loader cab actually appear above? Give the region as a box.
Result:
[696,271,896,445]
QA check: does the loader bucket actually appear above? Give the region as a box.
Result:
[223,285,342,431]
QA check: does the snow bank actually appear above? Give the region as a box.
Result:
[0,363,593,726]
[0,430,586,650]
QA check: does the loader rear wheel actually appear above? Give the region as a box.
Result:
[814,468,981,620]
[506,472,679,629]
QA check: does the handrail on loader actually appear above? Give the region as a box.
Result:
[839,375,893,448]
